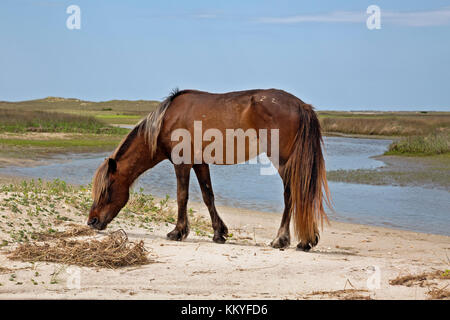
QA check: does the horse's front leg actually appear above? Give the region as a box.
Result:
[193,164,228,244]
[167,164,192,241]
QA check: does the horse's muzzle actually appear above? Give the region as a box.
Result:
[87,217,106,230]
[87,217,98,226]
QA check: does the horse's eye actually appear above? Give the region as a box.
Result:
[106,180,115,203]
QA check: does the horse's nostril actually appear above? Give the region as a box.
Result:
[88,217,98,226]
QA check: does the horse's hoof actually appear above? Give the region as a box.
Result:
[167,228,189,241]
[296,242,312,252]
[296,234,319,252]
[311,233,320,246]
[270,236,290,249]
[213,234,226,244]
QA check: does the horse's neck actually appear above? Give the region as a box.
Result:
[116,136,165,186]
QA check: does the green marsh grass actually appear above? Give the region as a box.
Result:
[0,97,159,126]
[0,136,122,148]
[319,111,450,137]
[0,110,127,134]
[386,132,449,156]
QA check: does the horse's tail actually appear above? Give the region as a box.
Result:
[284,103,332,247]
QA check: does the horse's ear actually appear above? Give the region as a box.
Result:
[107,158,117,174]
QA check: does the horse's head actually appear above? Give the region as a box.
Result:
[87,158,129,230]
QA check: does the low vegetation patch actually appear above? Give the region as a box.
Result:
[386,132,449,156]
[94,114,142,125]
[0,266,12,274]
[0,97,159,127]
[0,110,127,134]
[306,289,371,300]
[319,112,450,137]
[389,270,449,287]
[32,224,96,241]
[0,179,211,246]
[8,229,151,268]
[326,154,450,191]
[427,286,450,300]
[390,270,450,299]
[0,135,123,150]
[320,112,450,156]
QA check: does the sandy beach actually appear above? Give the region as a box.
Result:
[0,192,448,300]
[2,0,450,303]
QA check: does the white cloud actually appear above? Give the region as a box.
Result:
[257,7,450,27]
[383,7,450,26]
[258,11,365,24]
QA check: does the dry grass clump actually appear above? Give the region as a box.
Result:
[8,229,151,268]
[307,289,371,300]
[0,266,12,274]
[427,286,450,300]
[389,270,449,287]
[390,270,450,300]
[32,224,96,241]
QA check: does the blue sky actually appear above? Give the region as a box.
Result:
[1,0,449,110]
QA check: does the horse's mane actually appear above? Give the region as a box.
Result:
[92,88,187,204]
[92,161,108,205]
[138,88,187,157]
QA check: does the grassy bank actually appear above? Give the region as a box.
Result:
[3,97,449,134]
[0,97,158,126]
[327,154,450,191]
[1,97,449,158]
[0,110,128,134]
[0,133,125,167]
[386,132,449,156]
[2,97,448,132]
[319,111,450,156]
[319,111,450,137]
[0,179,210,245]
[0,107,130,161]
[0,133,124,148]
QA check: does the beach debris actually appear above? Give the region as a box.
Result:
[32,224,96,241]
[0,266,13,274]
[427,285,450,300]
[390,270,450,300]
[389,270,449,287]
[306,289,372,300]
[8,229,152,269]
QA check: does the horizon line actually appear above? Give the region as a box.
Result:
[1,96,448,113]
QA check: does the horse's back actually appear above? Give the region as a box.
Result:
[164,88,303,129]
[159,89,306,163]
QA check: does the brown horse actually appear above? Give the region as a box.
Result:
[88,89,331,251]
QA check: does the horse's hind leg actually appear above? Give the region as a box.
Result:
[270,184,291,249]
[193,164,229,244]
[167,164,192,241]
[270,163,291,249]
